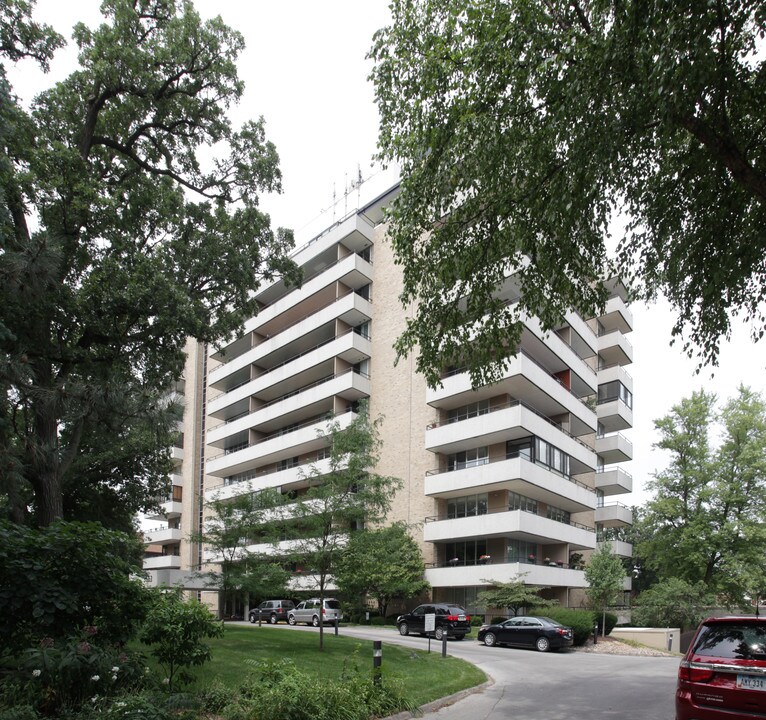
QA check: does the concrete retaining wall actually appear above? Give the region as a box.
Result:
[611,627,680,653]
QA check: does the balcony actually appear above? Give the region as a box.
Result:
[595,502,633,528]
[426,351,596,437]
[423,508,597,550]
[143,555,181,570]
[598,539,633,557]
[170,473,184,487]
[596,397,633,433]
[143,527,182,545]
[595,432,633,464]
[204,457,334,502]
[599,295,633,335]
[425,561,588,589]
[597,363,633,393]
[171,446,184,462]
[145,499,183,521]
[206,410,357,478]
[425,401,596,471]
[424,456,597,514]
[598,329,633,366]
[208,330,371,419]
[207,370,370,447]
[595,467,633,496]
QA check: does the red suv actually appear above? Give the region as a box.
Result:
[676,616,766,719]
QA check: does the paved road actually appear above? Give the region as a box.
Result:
[236,622,680,719]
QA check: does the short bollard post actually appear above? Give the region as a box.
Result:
[593,622,598,645]
[441,632,448,658]
[667,632,673,652]
[334,618,339,636]
[373,640,382,686]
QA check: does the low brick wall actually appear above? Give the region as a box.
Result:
[611,627,681,653]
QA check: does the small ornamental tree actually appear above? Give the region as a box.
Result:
[476,575,557,618]
[286,402,402,649]
[585,543,626,637]
[139,589,223,691]
[335,523,430,619]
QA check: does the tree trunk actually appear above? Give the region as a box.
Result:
[31,394,64,527]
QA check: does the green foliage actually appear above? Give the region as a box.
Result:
[470,615,484,627]
[637,387,766,605]
[476,576,557,617]
[335,522,429,619]
[139,589,223,692]
[285,402,402,648]
[0,521,150,652]
[585,543,627,636]
[0,0,298,527]
[633,578,715,631]
[0,630,148,716]
[218,658,416,720]
[370,1,766,387]
[594,612,618,636]
[531,607,594,647]
[195,487,289,617]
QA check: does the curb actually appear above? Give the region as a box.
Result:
[385,676,495,720]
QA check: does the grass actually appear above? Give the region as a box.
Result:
[141,624,486,708]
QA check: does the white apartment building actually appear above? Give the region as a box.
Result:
[143,181,634,613]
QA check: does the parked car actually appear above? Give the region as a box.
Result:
[676,616,766,720]
[248,599,295,624]
[396,603,471,641]
[477,616,573,652]
[288,598,343,626]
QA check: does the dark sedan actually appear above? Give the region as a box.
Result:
[477,615,573,652]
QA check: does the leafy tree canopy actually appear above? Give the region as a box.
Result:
[0,0,298,527]
[632,577,714,631]
[636,386,766,605]
[370,1,766,388]
[335,522,430,619]
[584,542,625,635]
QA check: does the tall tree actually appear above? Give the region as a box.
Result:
[637,387,766,605]
[334,522,430,619]
[0,0,298,527]
[286,403,402,649]
[370,1,766,387]
[585,543,626,637]
[632,577,714,632]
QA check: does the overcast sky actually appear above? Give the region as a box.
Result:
[10,0,766,507]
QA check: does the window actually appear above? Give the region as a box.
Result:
[535,437,570,477]
[546,505,571,524]
[353,321,371,339]
[508,492,537,514]
[507,437,533,461]
[447,493,488,519]
[507,539,537,563]
[277,456,300,471]
[447,447,489,471]
[445,540,487,566]
[598,380,633,409]
[448,399,490,424]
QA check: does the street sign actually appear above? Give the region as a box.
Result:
[425,613,436,633]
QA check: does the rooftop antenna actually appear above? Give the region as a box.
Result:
[332,182,336,222]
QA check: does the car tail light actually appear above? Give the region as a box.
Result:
[322,607,326,615]
[445,615,470,622]
[556,628,569,636]
[678,660,714,683]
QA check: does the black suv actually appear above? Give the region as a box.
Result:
[248,599,295,624]
[397,603,471,640]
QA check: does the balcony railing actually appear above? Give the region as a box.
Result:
[424,504,595,532]
[425,453,593,492]
[426,557,579,570]
[207,407,356,462]
[426,398,595,453]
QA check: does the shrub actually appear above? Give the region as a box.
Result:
[369,616,386,626]
[470,615,485,627]
[594,611,618,636]
[490,616,508,624]
[139,589,223,691]
[531,607,595,646]
[219,657,416,720]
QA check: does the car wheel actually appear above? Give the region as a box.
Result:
[398,622,409,636]
[483,632,497,647]
[288,615,296,626]
[536,636,551,652]
[312,615,320,627]
[434,626,445,641]
[249,613,256,624]
[269,614,278,625]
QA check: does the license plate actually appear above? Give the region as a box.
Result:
[458,615,466,621]
[737,675,766,691]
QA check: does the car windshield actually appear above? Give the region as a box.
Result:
[694,624,766,660]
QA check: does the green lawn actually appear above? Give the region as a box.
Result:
[174,625,486,707]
